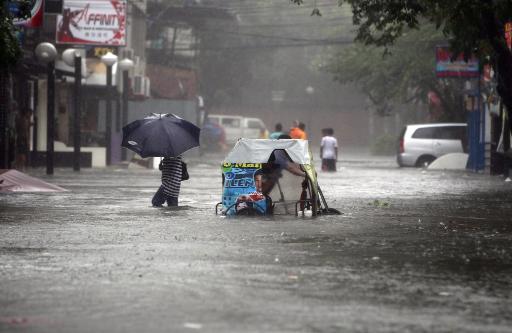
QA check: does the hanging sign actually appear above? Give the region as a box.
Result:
[56,0,126,46]
[435,46,479,78]
[505,22,512,50]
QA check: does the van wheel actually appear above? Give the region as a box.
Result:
[415,156,436,168]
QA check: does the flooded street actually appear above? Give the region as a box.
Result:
[2,0,511,331]
[1,153,512,332]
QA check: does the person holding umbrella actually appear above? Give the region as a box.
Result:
[152,156,182,207]
[121,113,200,207]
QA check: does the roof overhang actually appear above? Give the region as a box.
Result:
[222,139,311,165]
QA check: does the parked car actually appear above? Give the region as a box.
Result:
[397,123,467,167]
[207,114,268,145]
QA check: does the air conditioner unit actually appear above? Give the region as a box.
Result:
[133,75,145,96]
[120,48,134,60]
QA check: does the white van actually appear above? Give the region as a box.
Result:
[207,114,268,145]
[397,123,467,167]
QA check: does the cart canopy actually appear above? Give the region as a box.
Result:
[222,139,311,165]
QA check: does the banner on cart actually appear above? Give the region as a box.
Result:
[221,163,268,216]
[56,0,126,46]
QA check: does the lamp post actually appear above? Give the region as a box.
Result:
[63,48,82,171]
[118,58,134,161]
[305,86,315,138]
[35,42,58,175]
[101,52,118,166]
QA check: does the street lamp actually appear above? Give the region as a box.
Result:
[305,86,315,138]
[101,52,118,166]
[118,58,134,161]
[62,48,82,171]
[35,42,58,175]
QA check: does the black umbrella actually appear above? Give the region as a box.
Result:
[122,113,200,158]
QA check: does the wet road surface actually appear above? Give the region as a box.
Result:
[1,153,512,332]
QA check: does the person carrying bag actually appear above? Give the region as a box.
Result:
[181,160,189,181]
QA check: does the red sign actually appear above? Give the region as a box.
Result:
[12,0,44,28]
[56,0,126,46]
[506,22,512,50]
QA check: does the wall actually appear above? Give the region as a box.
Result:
[210,106,371,148]
[128,99,197,124]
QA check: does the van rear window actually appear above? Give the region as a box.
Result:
[247,120,263,129]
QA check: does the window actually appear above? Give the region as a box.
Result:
[412,127,437,139]
[221,118,241,128]
[80,99,103,146]
[435,126,467,140]
[208,117,220,124]
[450,126,466,140]
[247,120,263,129]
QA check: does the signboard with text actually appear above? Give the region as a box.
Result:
[222,163,268,216]
[435,46,479,78]
[56,0,126,46]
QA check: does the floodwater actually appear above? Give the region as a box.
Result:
[1,153,512,332]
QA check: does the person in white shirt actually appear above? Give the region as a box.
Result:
[320,128,338,172]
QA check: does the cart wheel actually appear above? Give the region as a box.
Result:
[215,202,223,215]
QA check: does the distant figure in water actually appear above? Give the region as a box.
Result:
[289,120,306,139]
[320,128,338,172]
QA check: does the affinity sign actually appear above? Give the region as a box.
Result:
[56,0,126,46]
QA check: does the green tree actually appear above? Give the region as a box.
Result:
[293,0,512,128]
[319,25,466,121]
[1,1,31,168]
[0,0,30,69]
